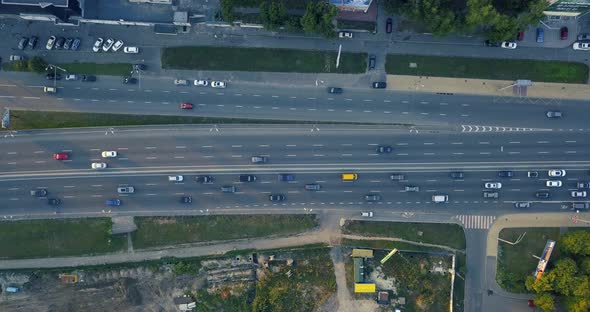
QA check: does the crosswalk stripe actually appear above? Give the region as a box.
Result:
[456,215,496,229]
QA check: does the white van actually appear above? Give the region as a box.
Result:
[43,86,57,94]
[432,195,449,203]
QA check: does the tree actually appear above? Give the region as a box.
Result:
[220,0,235,23]
[526,275,553,293]
[564,296,590,312]
[549,258,578,296]
[519,0,548,27]
[406,0,457,37]
[581,258,590,275]
[259,0,287,31]
[486,15,520,41]
[27,57,47,73]
[300,2,338,38]
[465,0,499,31]
[560,230,590,256]
[534,293,556,312]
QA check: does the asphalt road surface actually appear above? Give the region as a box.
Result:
[0,72,584,129]
[0,125,588,216]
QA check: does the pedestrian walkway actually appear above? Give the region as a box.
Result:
[456,215,496,229]
[388,75,590,100]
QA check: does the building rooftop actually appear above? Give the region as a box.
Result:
[2,0,68,7]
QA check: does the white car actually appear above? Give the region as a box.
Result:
[361,211,373,217]
[65,74,78,81]
[573,42,590,51]
[101,151,117,158]
[211,81,226,88]
[92,38,104,52]
[9,55,24,61]
[339,31,353,39]
[46,36,56,50]
[571,191,587,198]
[123,46,139,54]
[194,80,208,87]
[91,162,107,169]
[102,38,115,52]
[546,180,562,187]
[484,182,502,189]
[501,41,517,49]
[548,169,566,177]
[168,175,184,182]
[112,40,124,52]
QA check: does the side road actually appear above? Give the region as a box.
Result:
[485,212,590,299]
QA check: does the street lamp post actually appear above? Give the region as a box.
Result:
[46,64,66,88]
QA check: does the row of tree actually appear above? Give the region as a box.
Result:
[385,0,547,41]
[526,230,590,311]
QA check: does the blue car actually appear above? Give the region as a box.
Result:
[106,199,121,206]
[278,174,295,182]
[536,28,544,43]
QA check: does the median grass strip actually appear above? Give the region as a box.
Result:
[162,46,367,73]
[57,63,132,76]
[6,110,406,130]
[132,215,318,249]
[0,218,126,259]
[386,54,588,83]
[343,221,466,250]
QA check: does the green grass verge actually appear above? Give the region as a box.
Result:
[342,221,466,250]
[496,227,565,293]
[57,63,132,76]
[0,218,126,259]
[162,46,367,73]
[386,54,589,83]
[132,215,318,249]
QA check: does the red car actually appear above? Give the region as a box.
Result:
[180,103,193,109]
[386,18,393,34]
[516,31,524,41]
[53,152,69,160]
[560,27,568,40]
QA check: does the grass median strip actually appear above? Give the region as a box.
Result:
[162,46,367,73]
[132,215,318,249]
[342,221,466,250]
[0,218,126,259]
[6,110,408,130]
[57,63,132,76]
[386,54,588,83]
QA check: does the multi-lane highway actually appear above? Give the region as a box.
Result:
[0,73,586,129]
[0,125,588,217]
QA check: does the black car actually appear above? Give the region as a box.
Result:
[133,64,147,71]
[195,175,214,184]
[46,73,62,80]
[498,171,514,178]
[450,171,464,179]
[55,37,65,49]
[527,171,539,178]
[71,38,81,50]
[577,182,590,189]
[123,77,137,84]
[535,191,550,199]
[327,87,343,94]
[30,189,48,197]
[269,194,285,202]
[386,18,393,33]
[484,40,501,47]
[368,55,376,70]
[82,75,96,82]
[372,82,387,89]
[239,174,257,182]
[180,196,192,204]
[18,37,28,50]
[376,145,392,153]
[48,198,61,206]
[63,38,73,50]
[514,202,531,208]
[28,36,38,49]
[405,185,420,192]
[572,202,590,211]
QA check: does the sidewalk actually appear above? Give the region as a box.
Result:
[388,75,590,100]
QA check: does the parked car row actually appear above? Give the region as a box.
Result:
[45,36,81,50]
[173,79,227,88]
[92,37,138,53]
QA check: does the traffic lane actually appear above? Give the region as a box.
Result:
[2,75,586,128]
[4,171,587,209]
[2,131,590,172]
